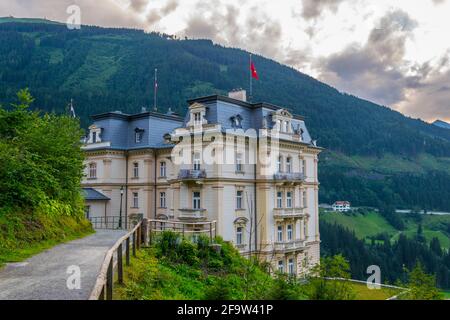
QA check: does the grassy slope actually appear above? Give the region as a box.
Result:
[321,211,450,249]
[0,212,93,266]
[115,244,399,300]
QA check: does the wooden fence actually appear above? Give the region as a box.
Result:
[89,219,146,300]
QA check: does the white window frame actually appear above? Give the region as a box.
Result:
[302,190,307,208]
[278,260,284,273]
[277,225,283,242]
[160,161,166,177]
[193,153,201,171]
[135,131,141,143]
[288,258,294,275]
[286,191,293,208]
[236,226,243,245]
[276,191,283,208]
[160,192,166,208]
[193,112,202,125]
[287,224,293,241]
[286,157,292,173]
[132,192,139,208]
[193,191,201,210]
[236,190,243,209]
[277,156,283,173]
[133,162,139,178]
[89,163,97,179]
[236,153,243,172]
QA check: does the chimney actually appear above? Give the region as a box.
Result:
[228,89,247,102]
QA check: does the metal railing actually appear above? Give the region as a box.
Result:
[149,219,217,243]
[178,169,207,179]
[88,216,142,230]
[89,220,146,300]
[273,172,305,181]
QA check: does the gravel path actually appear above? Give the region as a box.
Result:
[0,230,127,300]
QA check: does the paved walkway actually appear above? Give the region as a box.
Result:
[0,230,127,300]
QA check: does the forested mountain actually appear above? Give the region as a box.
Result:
[1,18,450,210]
[433,120,450,130]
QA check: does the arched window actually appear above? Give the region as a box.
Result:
[89,163,97,179]
[236,226,243,245]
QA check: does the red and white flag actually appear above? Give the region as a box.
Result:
[250,60,259,80]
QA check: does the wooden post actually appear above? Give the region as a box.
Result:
[142,219,148,246]
[149,221,153,245]
[137,225,141,250]
[106,260,113,300]
[132,232,136,257]
[99,286,105,300]
[182,223,185,239]
[118,244,123,284]
[210,222,213,242]
[126,237,130,266]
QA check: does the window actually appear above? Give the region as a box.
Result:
[287,224,293,241]
[276,192,283,208]
[135,131,141,143]
[236,190,243,209]
[302,191,307,208]
[277,156,283,173]
[277,120,282,131]
[133,162,139,178]
[160,192,166,208]
[286,191,292,208]
[286,157,292,173]
[236,153,243,172]
[288,258,294,275]
[160,162,166,177]
[193,191,201,210]
[89,163,97,179]
[283,121,289,132]
[92,131,97,143]
[132,192,139,208]
[236,227,243,245]
[193,112,201,125]
[278,260,284,273]
[193,153,201,171]
[277,225,283,242]
[300,158,306,175]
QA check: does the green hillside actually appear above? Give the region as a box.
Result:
[321,210,450,249]
[1,18,450,210]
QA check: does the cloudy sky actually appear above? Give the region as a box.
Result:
[1,0,450,122]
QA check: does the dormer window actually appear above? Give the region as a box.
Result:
[188,103,207,127]
[230,115,243,128]
[194,112,201,125]
[135,128,144,143]
[88,125,102,144]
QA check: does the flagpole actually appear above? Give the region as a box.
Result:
[154,68,158,112]
[249,53,252,102]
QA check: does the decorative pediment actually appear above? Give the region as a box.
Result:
[273,109,293,119]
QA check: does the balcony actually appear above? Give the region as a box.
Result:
[273,207,305,219]
[178,169,207,181]
[274,239,305,252]
[273,172,305,185]
[178,208,207,221]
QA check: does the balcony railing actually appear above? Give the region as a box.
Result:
[273,172,305,181]
[273,207,305,219]
[178,169,207,180]
[274,239,305,252]
[178,208,207,220]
